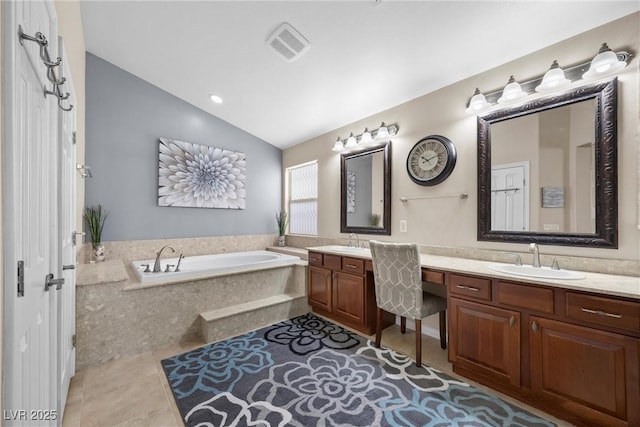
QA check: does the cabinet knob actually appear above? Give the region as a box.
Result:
[509,316,516,327]
[531,321,538,332]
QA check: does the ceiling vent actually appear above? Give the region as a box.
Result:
[266,22,310,62]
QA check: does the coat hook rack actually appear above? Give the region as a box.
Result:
[76,164,92,178]
[18,25,74,112]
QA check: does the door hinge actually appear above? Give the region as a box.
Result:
[72,131,77,145]
[17,260,25,297]
[72,334,76,348]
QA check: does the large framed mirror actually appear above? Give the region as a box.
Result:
[341,142,391,235]
[477,78,617,248]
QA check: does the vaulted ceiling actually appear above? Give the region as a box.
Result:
[81,1,639,148]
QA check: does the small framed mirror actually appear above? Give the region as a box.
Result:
[477,78,617,247]
[341,142,391,235]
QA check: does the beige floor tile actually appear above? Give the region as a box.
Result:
[66,370,86,404]
[178,340,206,352]
[152,343,185,362]
[61,399,82,427]
[80,374,170,427]
[113,406,180,427]
[84,352,158,400]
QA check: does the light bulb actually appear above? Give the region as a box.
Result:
[535,60,571,93]
[582,43,626,80]
[332,137,345,152]
[465,88,491,113]
[498,76,527,104]
[344,133,358,149]
[376,122,389,139]
[360,128,372,145]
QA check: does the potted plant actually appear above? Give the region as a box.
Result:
[275,211,288,247]
[84,204,108,262]
[369,213,381,227]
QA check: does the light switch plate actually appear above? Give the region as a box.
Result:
[400,220,407,233]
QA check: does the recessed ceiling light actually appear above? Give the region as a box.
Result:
[209,94,223,104]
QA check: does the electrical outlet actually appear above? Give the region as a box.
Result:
[543,224,560,231]
[400,220,407,233]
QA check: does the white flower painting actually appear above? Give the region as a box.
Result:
[158,137,246,209]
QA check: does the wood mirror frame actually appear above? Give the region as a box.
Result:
[341,141,392,235]
[477,78,617,248]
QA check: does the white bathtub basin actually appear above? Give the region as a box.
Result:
[488,263,585,280]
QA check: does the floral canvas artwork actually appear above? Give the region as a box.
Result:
[158,137,246,209]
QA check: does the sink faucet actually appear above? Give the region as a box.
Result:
[175,254,185,272]
[348,233,359,248]
[153,245,175,272]
[529,243,541,268]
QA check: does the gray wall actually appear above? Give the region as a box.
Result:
[85,53,282,241]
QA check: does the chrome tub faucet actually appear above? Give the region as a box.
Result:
[153,245,175,272]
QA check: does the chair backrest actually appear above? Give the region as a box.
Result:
[369,240,423,318]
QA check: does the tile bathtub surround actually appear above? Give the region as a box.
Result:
[76,263,309,370]
[286,234,639,277]
[79,234,279,264]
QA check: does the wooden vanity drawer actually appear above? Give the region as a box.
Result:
[496,281,554,314]
[422,269,444,285]
[308,251,323,267]
[324,254,342,271]
[566,292,640,333]
[449,274,492,301]
[342,257,365,275]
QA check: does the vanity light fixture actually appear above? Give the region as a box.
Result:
[332,137,345,152]
[465,42,631,115]
[582,43,627,80]
[332,122,399,153]
[497,76,527,105]
[535,60,571,93]
[465,88,491,114]
[376,122,389,139]
[344,133,358,149]
[360,128,373,145]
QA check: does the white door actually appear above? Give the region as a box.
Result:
[56,38,76,420]
[3,1,60,425]
[491,162,529,231]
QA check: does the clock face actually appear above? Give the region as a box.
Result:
[406,135,456,186]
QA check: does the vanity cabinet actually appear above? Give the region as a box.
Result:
[448,272,640,427]
[307,251,393,334]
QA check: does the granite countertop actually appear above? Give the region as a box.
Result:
[307,245,640,300]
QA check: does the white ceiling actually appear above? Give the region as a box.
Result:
[80,1,639,149]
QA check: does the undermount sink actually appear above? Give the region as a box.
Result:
[323,245,369,253]
[488,263,586,280]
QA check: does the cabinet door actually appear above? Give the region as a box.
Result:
[333,272,365,325]
[530,316,640,427]
[308,266,332,312]
[449,298,521,387]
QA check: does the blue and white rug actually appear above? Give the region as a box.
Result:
[162,313,555,426]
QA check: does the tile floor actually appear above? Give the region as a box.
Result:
[63,319,574,426]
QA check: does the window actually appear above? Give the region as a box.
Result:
[287,161,318,235]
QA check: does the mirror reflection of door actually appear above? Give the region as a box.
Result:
[345,151,384,228]
[490,99,596,234]
[491,162,529,231]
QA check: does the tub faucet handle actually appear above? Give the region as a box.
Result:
[164,264,175,273]
[514,254,522,266]
[175,254,185,272]
[141,263,151,273]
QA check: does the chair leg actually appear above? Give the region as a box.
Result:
[400,316,406,334]
[415,318,422,367]
[439,310,447,350]
[375,307,383,348]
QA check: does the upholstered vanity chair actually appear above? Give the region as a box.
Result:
[369,240,447,367]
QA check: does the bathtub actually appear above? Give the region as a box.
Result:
[131,250,300,283]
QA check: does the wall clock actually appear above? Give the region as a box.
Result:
[406,135,457,186]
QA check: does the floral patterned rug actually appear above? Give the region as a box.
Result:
[162,313,555,427]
